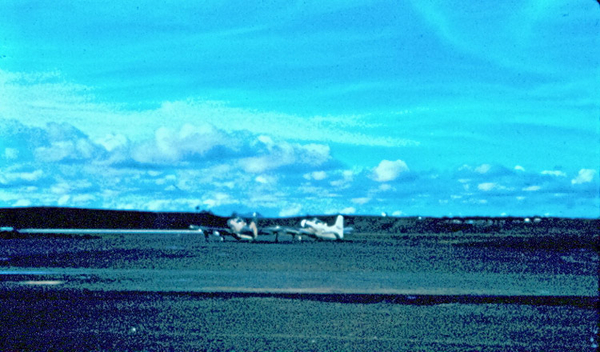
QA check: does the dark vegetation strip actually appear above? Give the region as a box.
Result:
[1,206,598,234]
[2,288,597,309]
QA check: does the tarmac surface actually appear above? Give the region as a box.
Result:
[0,231,598,351]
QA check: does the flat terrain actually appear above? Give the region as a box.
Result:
[0,231,598,351]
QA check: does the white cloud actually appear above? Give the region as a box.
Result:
[371,160,409,182]
[240,140,331,173]
[523,185,541,192]
[3,148,19,160]
[255,176,269,184]
[50,183,71,195]
[13,199,32,207]
[330,170,354,188]
[202,192,235,209]
[131,123,237,165]
[542,170,567,177]
[477,182,513,192]
[477,182,496,191]
[279,204,303,217]
[339,207,356,215]
[96,133,129,152]
[35,139,103,162]
[58,195,71,206]
[72,194,96,204]
[0,170,44,186]
[254,175,278,186]
[378,184,392,191]
[474,164,491,174]
[144,199,202,212]
[351,197,370,205]
[571,169,596,185]
[20,170,43,182]
[311,171,327,180]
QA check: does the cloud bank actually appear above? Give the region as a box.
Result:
[1,118,597,217]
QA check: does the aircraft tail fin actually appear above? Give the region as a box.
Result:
[334,215,344,240]
[250,212,258,239]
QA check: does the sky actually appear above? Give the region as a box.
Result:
[0,0,599,218]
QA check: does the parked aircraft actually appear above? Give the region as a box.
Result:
[190,215,351,242]
[262,215,352,242]
[190,216,258,241]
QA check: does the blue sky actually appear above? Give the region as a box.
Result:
[1,0,598,218]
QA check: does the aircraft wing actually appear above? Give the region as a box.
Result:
[260,226,301,235]
[189,224,233,238]
[190,223,259,241]
[259,225,312,242]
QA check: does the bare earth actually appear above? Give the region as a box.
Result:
[0,231,597,351]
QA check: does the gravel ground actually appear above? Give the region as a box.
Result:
[1,289,597,351]
[1,232,597,276]
[0,231,597,351]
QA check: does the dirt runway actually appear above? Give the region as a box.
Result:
[0,231,597,350]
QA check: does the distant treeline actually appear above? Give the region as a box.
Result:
[0,207,228,230]
[0,207,598,237]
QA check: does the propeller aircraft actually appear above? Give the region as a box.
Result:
[190,215,352,242]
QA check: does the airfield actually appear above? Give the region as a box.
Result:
[0,210,598,351]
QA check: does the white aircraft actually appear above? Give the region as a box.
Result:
[190,216,258,242]
[262,215,352,242]
[191,214,352,242]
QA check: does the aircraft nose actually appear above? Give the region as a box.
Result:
[300,219,307,227]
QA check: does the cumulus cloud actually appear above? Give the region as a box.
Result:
[330,170,354,188]
[1,118,598,217]
[304,171,327,181]
[0,169,45,187]
[3,148,19,160]
[201,192,236,210]
[35,139,104,162]
[130,123,240,165]
[542,170,567,177]
[456,164,512,179]
[339,207,356,215]
[371,160,409,182]
[571,169,596,185]
[13,199,32,207]
[96,133,129,152]
[351,197,370,205]
[3,118,335,174]
[30,122,107,163]
[279,204,303,217]
[240,139,331,173]
[474,164,491,174]
[1,120,108,164]
[477,182,496,191]
[57,195,71,206]
[477,182,514,193]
